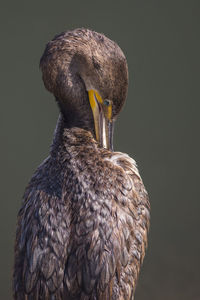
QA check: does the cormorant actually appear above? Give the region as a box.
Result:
[13,28,150,300]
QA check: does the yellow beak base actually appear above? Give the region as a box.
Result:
[88,89,114,150]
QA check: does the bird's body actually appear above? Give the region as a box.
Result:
[13,28,150,300]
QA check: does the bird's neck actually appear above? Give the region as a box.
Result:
[50,113,95,155]
[56,97,95,133]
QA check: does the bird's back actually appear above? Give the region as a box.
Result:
[13,127,150,300]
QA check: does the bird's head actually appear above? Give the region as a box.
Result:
[40,28,128,150]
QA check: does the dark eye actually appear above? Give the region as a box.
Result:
[104,99,111,106]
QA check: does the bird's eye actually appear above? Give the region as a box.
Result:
[104,99,111,106]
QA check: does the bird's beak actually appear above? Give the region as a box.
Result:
[88,89,114,151]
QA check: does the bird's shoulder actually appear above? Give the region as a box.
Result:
[105,151,150,209]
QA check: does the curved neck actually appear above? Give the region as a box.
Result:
[55,96,95,131]
[50,113,95,155]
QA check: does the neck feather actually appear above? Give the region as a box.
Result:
[50,113,95,155]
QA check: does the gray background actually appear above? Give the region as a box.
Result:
[1,1,200,299]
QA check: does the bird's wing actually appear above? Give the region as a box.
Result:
[108,152,150,299]
[13,157,70,299]
[63,151,150,300]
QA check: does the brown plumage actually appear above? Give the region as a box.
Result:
[13,28,150,300]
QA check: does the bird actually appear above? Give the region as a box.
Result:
[13,28,150,300]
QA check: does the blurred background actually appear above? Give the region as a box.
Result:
[1,0,199,299]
